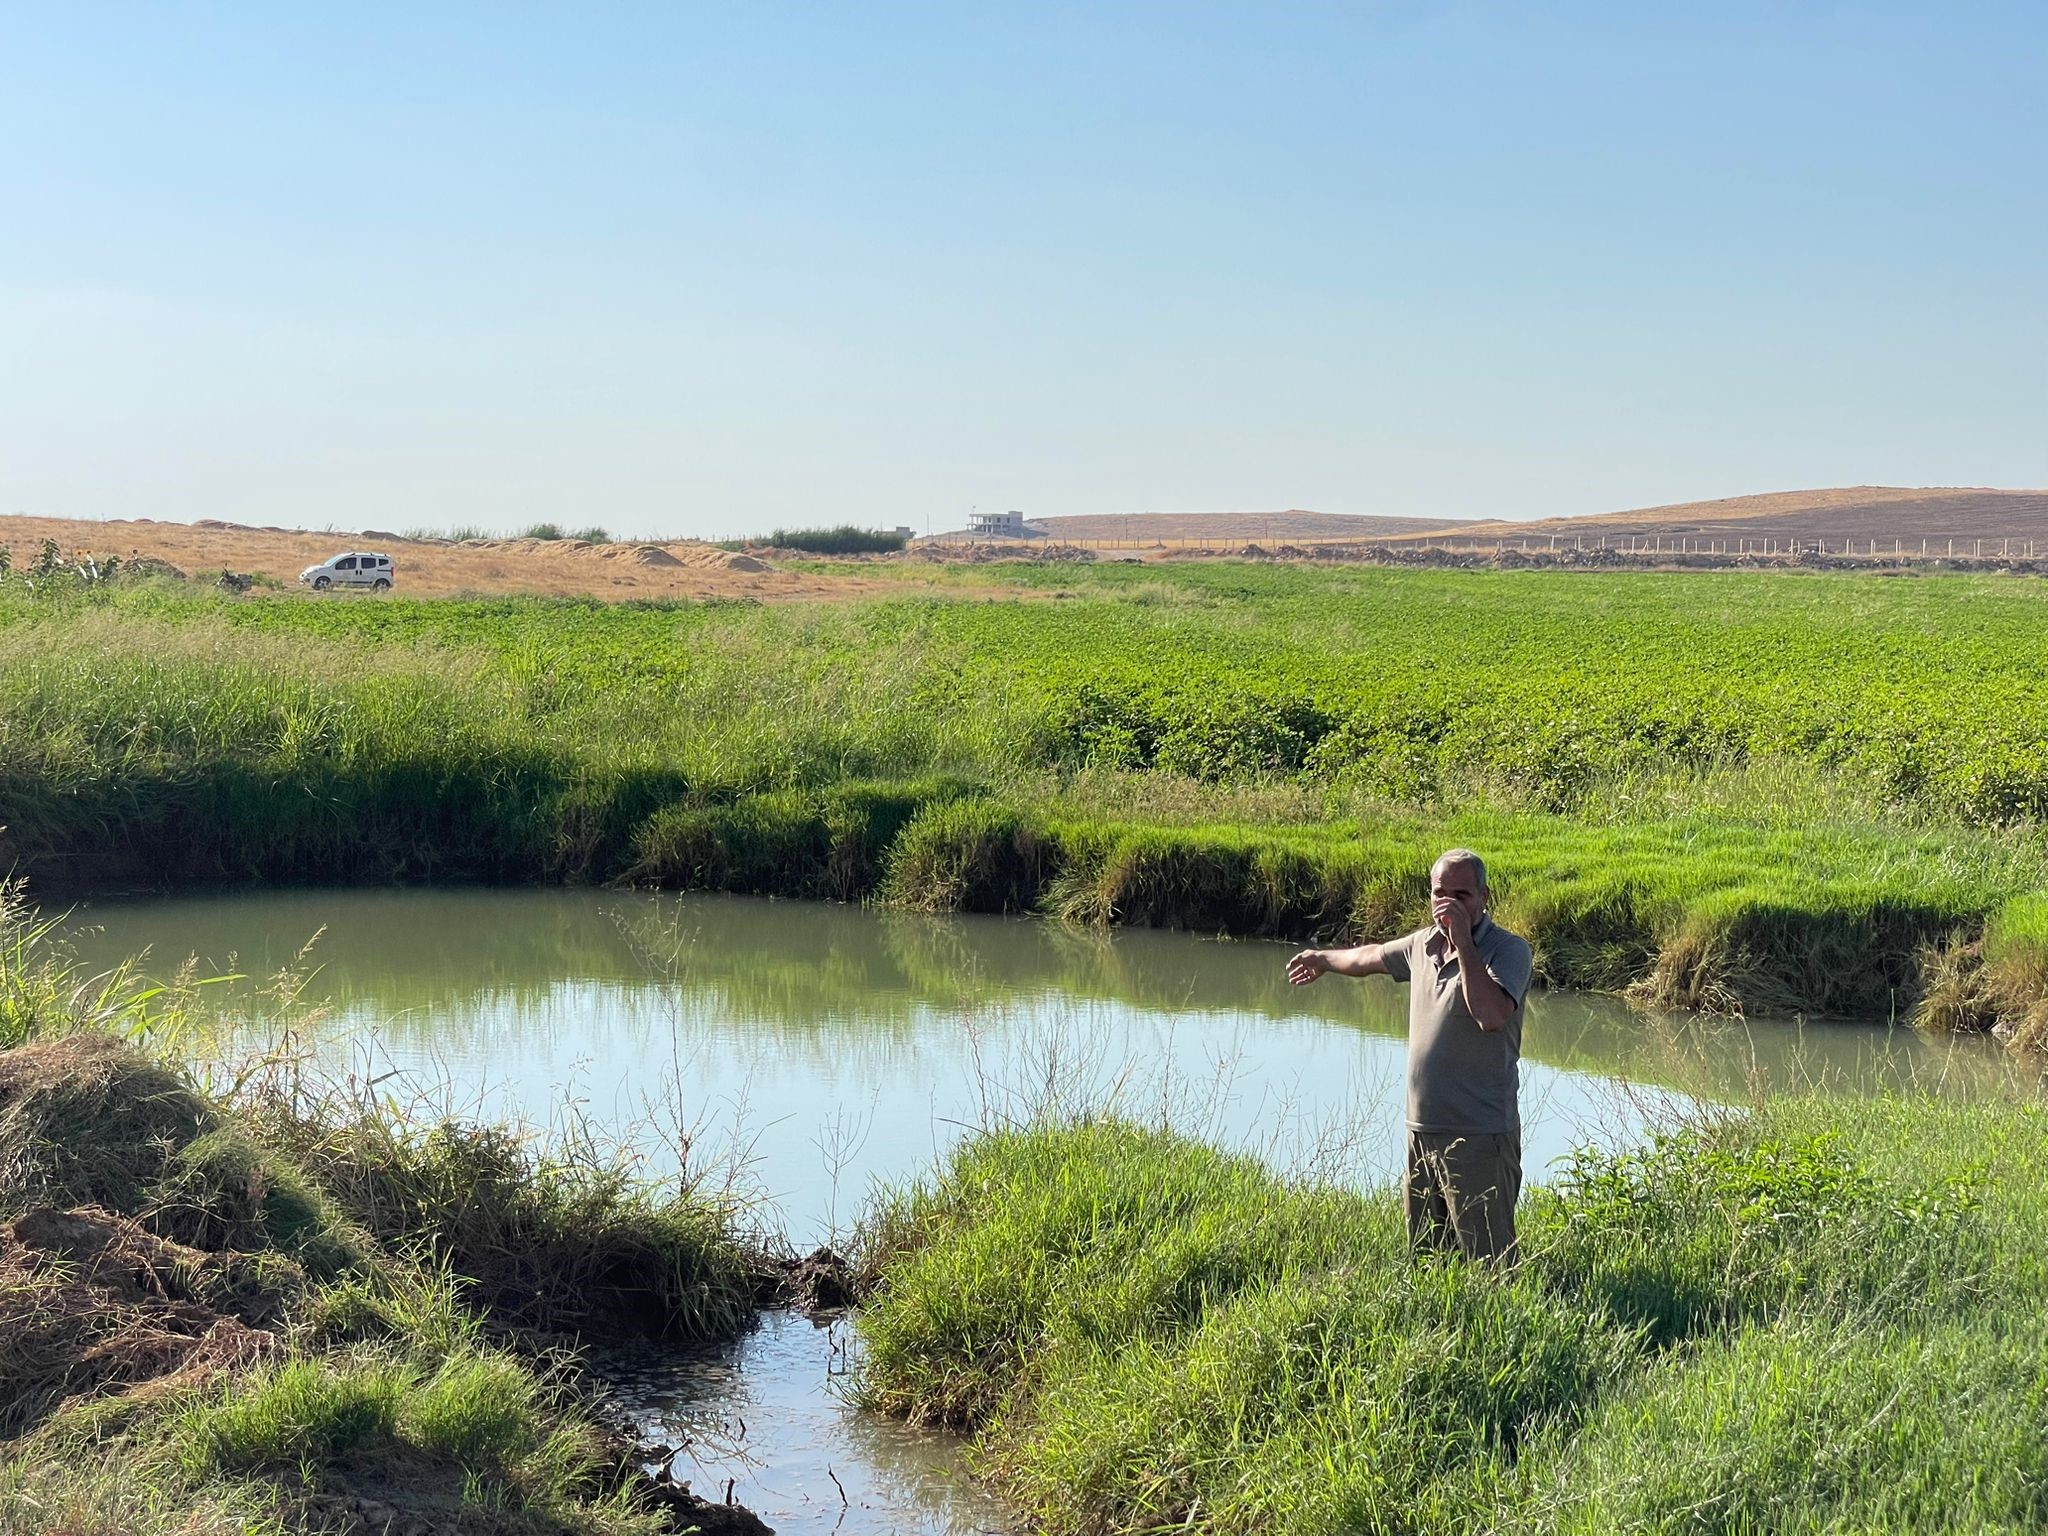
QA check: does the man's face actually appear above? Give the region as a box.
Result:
[1430,861,1487,928]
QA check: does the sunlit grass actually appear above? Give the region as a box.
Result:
[5,578,2048,1033]
[856,1094,2048,1534]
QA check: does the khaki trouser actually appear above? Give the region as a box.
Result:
[1405,1130,1522,1263]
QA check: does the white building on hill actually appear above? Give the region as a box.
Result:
[967,509,1029,537]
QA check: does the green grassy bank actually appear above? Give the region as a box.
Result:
[0,890,767,1535]
[4,574,2048,1041]
[854,1097,2048,1534]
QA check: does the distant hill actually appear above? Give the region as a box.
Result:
[1378,487,2048,548]
[931,509,1473,543]
[930,489,2048,551]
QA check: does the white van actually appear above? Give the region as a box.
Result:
[299,552,395,591]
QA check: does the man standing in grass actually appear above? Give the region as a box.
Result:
[1286,849,1533,1262]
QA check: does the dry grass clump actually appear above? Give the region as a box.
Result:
[0,900,773,1536]
[264,1110,766,1342]
[0,1206,283,1439]
[1983,893,2048,1048]
[0,1034,218,1216]
[0,1033,372,1279]
[1908,894,2048,1045]
[1907,932,2002,1034]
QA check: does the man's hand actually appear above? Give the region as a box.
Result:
[1289,943,1391,982]
[1286,948,1330,985]
[1433,897,1474,949]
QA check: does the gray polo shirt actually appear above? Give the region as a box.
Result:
[1380,915,1534,1134]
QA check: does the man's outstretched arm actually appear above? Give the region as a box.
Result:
[1287,942,1393,984]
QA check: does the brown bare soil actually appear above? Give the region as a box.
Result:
[0,1203,285,1437]
[1375,486,2048,548]
[925,488,2048,555]
[15,489,2045,595]
[0,514,906,601]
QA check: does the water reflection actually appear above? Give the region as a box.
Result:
[595,1312,1013,1536]
[64,887,2037,1246]
[59,886,2043,1536]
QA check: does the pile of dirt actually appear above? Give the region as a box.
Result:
[0,1034,220,1216]
[0,1037,335,1434]
[909,541,1097,565]
[0,1032,367,1272]
[663,545,772,573]
[293,1446,773,1536]
[774,1246,855,1314]
[0,1204,288,1436]
[0,1034,781,1534]
[471,538,775,574]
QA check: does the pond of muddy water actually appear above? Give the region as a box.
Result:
[61,888,2037,1535]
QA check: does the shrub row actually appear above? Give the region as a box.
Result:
[8,748,2048,1031]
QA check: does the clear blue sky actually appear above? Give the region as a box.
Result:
[3,3,2043,538]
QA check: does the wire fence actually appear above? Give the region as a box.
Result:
[920,533,2045,559]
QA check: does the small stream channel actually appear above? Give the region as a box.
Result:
[589,1312,1012,1534]
[63,888,2040,1535]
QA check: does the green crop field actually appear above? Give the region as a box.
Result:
[71,559,2048,820]
[3,561,2047,1040]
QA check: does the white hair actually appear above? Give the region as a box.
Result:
[1432,848,1488,889]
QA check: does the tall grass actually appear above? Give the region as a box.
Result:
[855,1093,2048,1534]
[751,525,908,554]
[1525,1313,2048,1533]
[516,522,612,542]
[262,1110,763,1340]
[1985,892,2048,1048]
[0,883,206,1050]
[5,584,2048,1034]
